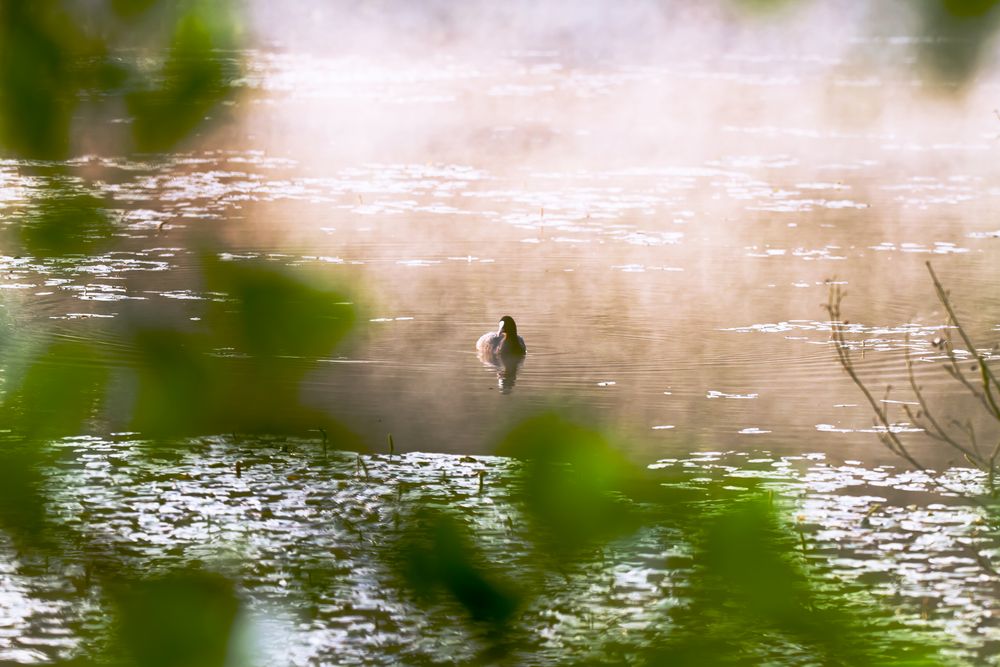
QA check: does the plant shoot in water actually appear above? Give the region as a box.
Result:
[827,261,1000,498]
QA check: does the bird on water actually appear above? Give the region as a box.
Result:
[477,316,526,394]
[476,315,526,359]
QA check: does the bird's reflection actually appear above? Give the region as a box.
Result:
[478,351,524,394]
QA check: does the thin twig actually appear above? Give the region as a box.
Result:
[825,284,989,503]
[926,262,1000,421]
[904,342,981,463]
[825,287,925,469]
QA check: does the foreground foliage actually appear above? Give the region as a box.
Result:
[395,413,950,665]
[0,1,994,664]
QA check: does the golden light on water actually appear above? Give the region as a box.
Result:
[0,1,1000,664]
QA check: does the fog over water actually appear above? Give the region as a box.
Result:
[7,0,1000,465]
[232,1,1000,465]
[4,2,1000,664]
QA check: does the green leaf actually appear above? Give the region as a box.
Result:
[110,0,161,19]
[0,440,49,545]
[204,257,356,359]
[114,570,241,667]
[129,328,215,436]
[19,185,116,257]
[496,412,639,551]
[128,1,242,152]
[399,509,520,627]
[1,339,109,439]
[0,2,78,159]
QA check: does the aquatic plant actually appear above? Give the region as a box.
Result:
[826,261,1000,497]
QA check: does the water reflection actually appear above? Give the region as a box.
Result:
[479,354,524,395]
[1,16,1000,660]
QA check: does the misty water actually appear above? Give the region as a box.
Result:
[4,32,1000,664]
[6,47,1000,465]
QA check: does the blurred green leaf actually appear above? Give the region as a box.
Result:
[111,0,161,20]
[702,497,806,615]
[19,184,116,256]
[0,440,50,546]
[128,260,360,439]
[91,57,131,92]
[1,1,244,156]
[129,326,349,437]
[1,339,108,439]
[128,0,242,152]
[730,0,800,14]
[114,570,240,667]
[916,0,1000,86]
[130,328,215,436]
[400,508,520,628]
[648,493,949,666]
[496,412,639,551]
[940,0,1000,18]
[204,257,356,359]
[0,337,107,547]
[0,1,80,159]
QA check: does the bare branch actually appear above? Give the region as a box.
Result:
[904,343,982,464]
[927,261,1000,421]
[825,282,992,502]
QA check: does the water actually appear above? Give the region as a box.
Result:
[4,47,1000,465]
[2,437,998,664]
[3,36,1000,663]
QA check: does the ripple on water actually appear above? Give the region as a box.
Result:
[8,438,991,663]
[706,390,758,399]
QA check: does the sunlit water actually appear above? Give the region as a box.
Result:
[2,39,1000,662]
[4,47,1000,465]
[1,438,999,664]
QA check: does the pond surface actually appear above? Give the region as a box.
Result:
[1,438,998,665]
[3,29,1000,663]
[4,44,1000,465]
